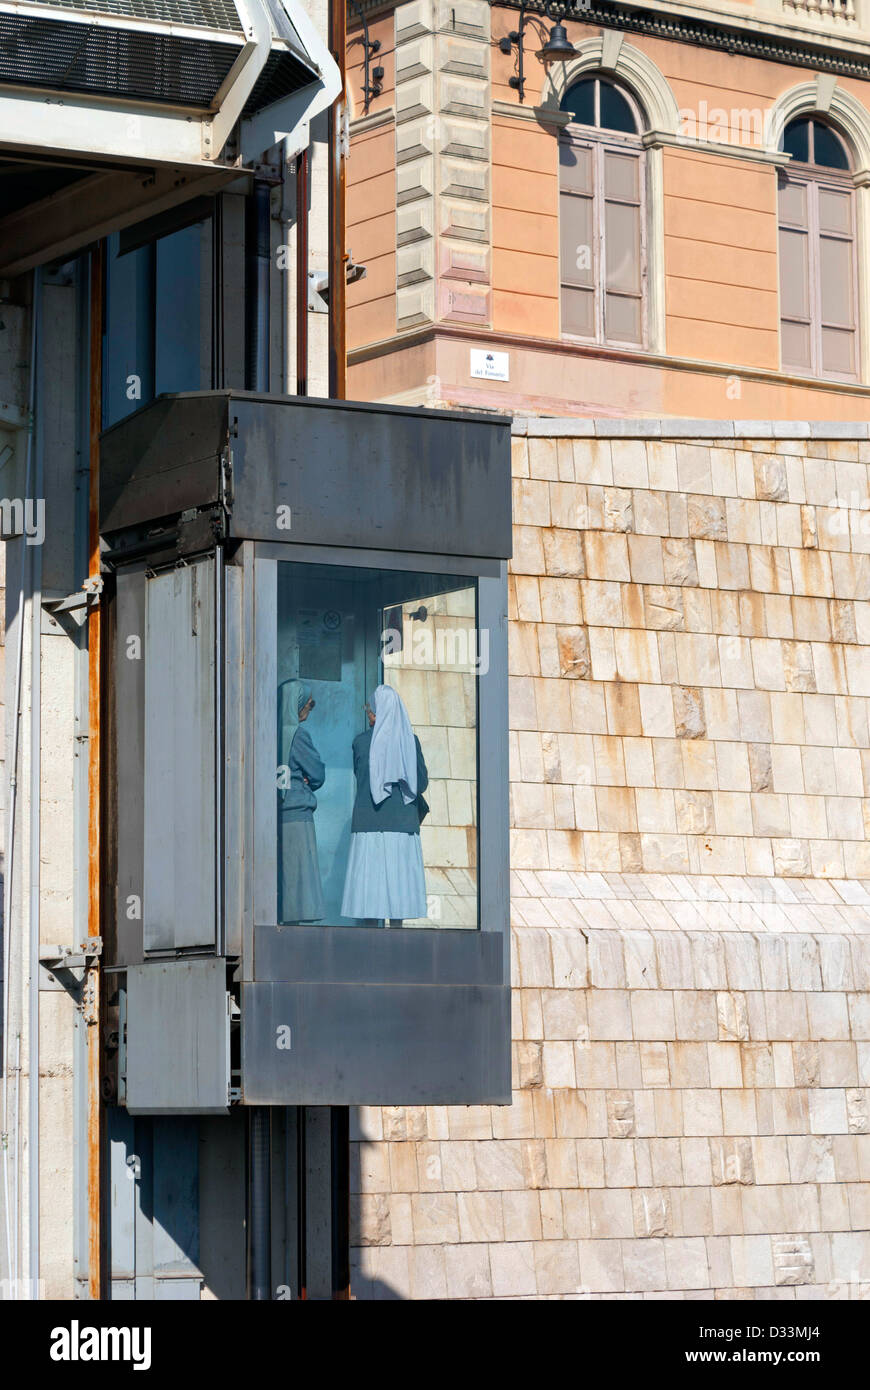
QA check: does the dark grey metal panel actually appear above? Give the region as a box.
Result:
[114,566,146,966]
[224,560,244,957]
[252,556,277,930]
[241,543,256,978]
[99,393,512,559]
[152,1118,200,1276]
[241,981,511,1105]
[144,558,216,951]
[100,393,228,536]
[254,539,503,577]
[218,195,247,391]
[197,1111,246,1298]
[254,924,504,986]
[479,569,511,975]
[299,1107,332,1299]
[126,959,230,1114]
[230,396,512,559]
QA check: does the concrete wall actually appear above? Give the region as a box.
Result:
[349,421,870,1299]
[0,287,80,1300]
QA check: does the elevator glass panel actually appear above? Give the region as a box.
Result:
[275,562,481,929]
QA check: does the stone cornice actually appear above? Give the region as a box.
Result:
[347,0,870,71]
[643,130,792,164]
[491,99,570,124]
[492,1,870,76]
[490,103,792,163]
[349,107,396,134]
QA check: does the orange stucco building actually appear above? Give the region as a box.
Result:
[344,0,870,419]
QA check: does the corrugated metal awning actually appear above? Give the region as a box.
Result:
[0,0,339,166]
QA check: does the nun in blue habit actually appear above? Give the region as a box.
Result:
[277,678,326,923]
[340,684,429,924]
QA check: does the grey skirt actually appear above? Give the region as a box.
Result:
[279,816,325,923]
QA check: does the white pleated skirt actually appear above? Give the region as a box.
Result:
[340,831,427,921]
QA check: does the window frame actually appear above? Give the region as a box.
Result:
[560,74,643,135]
[559,78,649,352]
[778,120,860,383]
[103,213,214,429]
[247,540,508,948]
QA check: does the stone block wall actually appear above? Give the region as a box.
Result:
[386,584,478,926]
[350,421,870,1300]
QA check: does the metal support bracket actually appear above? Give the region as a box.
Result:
[308,250,366,311]
[38,938,102,1003]
[43,585,101,636]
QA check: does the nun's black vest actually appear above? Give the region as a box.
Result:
[349,727,429,834]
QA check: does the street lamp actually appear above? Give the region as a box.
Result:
[537,19,577,63]
[499,4,579,104]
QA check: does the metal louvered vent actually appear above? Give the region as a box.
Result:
[0,0,338,178]
[32,0,243,32]
[243,47,319,114]
[0,14,240,106]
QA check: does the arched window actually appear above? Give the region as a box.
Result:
[559,75,647,348]
[778,115,858,380]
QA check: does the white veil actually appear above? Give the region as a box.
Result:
[368,684,417,806]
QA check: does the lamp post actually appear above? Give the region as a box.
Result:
[348,0,384,114]
[499,3,579,104]
[498,3,530,103]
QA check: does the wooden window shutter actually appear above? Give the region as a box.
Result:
[559,132,647,349]
[559,138,596,339]
[778,176,812,374]
[779,171,858,380]
[603,146,644,347]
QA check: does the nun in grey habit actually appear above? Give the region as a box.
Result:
[277,678,326,923]
[340,684,428,924]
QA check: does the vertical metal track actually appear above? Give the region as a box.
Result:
[296,1107,307,1299]
[328,0,347,401]
[212,195,225,391]
[28,268,42,1300]
[215,546,225,959]
[245,178,273,1300]
[296,149,309,399]
[330,1107,350,1299]
[328,0,350,1301]
[72,256,92,1298]
[87,243,104,1302]
[245,180,272,393]
[292,140,310,1302]
[246,1107,272,1300]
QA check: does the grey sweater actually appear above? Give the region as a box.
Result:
[349,727,429,835]
[279,726,326,821]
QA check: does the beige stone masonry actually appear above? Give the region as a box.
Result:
[351,423,870,1300]
[393,0,491,332]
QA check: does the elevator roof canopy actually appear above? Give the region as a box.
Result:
[0,0,339,275]
[100,391,514,563]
